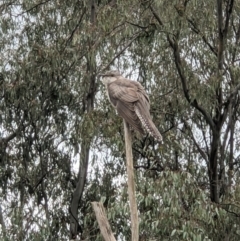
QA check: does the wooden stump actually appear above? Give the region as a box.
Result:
[123,120,139,241]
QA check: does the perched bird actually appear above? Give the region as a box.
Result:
[99,70,162,143]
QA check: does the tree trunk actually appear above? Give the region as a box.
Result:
[69,0,97,238]
[70,145,89,238]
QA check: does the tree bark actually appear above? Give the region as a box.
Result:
[209,133,220,203]
[123,120,139,241]
[69,0,97,238]
[70,144,89,239]
[92,202,116,241]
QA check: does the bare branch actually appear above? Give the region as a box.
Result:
[172,41,216,132]
[0,132,17,145]
[0,1,19,14]
[187,18,217,56]
[126,20,148,30]
[123,120,139,241]
[182,119,209,165]
[216,0,225,71]
[91,202,116,241]
[229,82,240,99]
[149,4,163,26]
[221,82,240,124]
[18,0,51,16]
[65,8,86,46]
[101,32,141,72]
[224,0,235,37]
[149,2,216,132]
[0,124,23,147]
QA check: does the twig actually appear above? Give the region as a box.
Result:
[101,32,141,72]
[18,0,51,16]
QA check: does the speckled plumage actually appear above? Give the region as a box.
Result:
[100,70,163,143]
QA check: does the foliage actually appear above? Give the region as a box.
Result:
[0,0,240,240]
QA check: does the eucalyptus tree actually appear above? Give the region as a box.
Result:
[96,0,240,239]
[142,0,240,204]
[0,0,116,239]
[0,0,240,240]
[120,0,240,202]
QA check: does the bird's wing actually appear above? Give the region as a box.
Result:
[107,78,147,134]
[131,80,150,105]
[108,79,138,103]
[111,78,151,120]
[108,78,150,104]
[116,101,145,135]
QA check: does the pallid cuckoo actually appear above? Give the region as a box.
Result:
[100,70,162,143]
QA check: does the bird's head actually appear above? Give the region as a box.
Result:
[99,70,121,85]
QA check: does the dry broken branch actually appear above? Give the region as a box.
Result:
[91,202,116,241]
[123,120,139,241]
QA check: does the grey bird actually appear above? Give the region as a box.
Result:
[100,70,163,143]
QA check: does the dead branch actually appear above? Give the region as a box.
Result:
[123,120,139,241]
[91,202,116,241]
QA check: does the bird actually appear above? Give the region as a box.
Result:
[99,70,162,143]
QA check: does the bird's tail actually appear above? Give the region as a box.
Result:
[135,105,163,143]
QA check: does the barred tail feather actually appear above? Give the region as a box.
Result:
[135,106,163,143]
